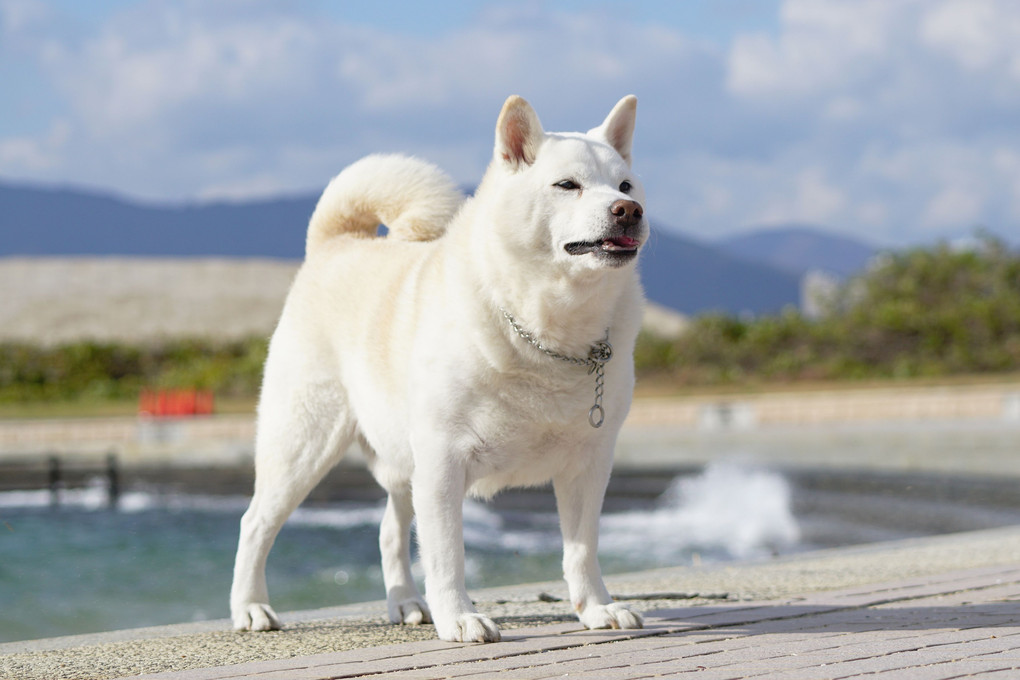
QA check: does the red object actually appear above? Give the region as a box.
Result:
[139,389,215,417]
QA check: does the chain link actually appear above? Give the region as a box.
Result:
[589,361,607,428]
[499,307,612,428]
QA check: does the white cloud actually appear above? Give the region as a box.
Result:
[0,0,1019,247]
[855,201,888,228]
[921,0,1020,75]
[0,0,55,38]
[1,2,710,199]
[714,165,846,229]
[992,149,1020,222]
[0,119,68,171]
[717,0,1020,243]
[923,186,984,231]
[45,5,334,138]
[726,0,898,99]
[793,168,846,224]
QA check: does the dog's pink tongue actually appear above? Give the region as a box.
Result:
[611,236,640,248]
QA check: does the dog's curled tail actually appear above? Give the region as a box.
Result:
[306,154,464,255]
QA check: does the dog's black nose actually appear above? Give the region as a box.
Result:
[610,199,643,228]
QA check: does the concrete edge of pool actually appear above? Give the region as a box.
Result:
[3,524,1020,679]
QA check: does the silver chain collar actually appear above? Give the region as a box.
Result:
[498,307,613,428]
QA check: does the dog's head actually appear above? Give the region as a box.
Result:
[481,95,647,274]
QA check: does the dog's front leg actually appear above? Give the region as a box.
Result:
[554,461,644,631]
[412,452,501,642]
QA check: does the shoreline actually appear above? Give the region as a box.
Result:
[3,525,1020,679]
[0,380,1018,462]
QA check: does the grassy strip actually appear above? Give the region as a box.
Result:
[0,337,267,405]
[5,374,1020,421]
[0,396,258,420]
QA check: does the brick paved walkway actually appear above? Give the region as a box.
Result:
[127,564,1020,680]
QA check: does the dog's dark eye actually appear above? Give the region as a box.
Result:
[619,180,632,194]
[555,180,580,191]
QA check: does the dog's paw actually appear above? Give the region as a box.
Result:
[579,602,644,631]
[388,597,432,625]
[233,603,283,631]
[436,613,502,643]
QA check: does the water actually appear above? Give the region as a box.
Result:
[0,463,801,643]
[5,460,1020,644]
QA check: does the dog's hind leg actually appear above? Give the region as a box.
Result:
[230,381,355,631]
[378,481,431,625]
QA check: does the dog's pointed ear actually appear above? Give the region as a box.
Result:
[495,95,544,169]
[591,95,637,166]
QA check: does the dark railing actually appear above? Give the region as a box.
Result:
[1,452,121,508]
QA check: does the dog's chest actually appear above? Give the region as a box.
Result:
[465,426,592,498]
[459,379,607,497]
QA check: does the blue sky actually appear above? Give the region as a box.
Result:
[2,0,1019,247]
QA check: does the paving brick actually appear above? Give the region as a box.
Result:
[867,661,1020,679]
[745,635,1020,678]
[755,659,1016,680]
[120,564,1020,680]
[382,647,611,678]
[791,565,1020,608]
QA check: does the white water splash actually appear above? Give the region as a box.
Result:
[601,462,800,562]
[287,504,385,529]
[458,462,800,564]
[461,500,560,553]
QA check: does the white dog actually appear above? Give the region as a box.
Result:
[231,95,647,643]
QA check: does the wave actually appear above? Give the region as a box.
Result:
[0,462,800,563]
[600,462,800,562]
[461,462,800,563]
[286,504,386,529]
[0,482,250,514]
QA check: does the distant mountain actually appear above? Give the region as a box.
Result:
[641,228,800,315]
[0,181,803,316]
[716,225,878,278]
[0,182,314,258]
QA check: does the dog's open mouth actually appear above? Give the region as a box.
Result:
[564,236,641,263]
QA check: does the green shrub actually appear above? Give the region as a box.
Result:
[635,235,1020,386]
[0,337,269,404]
